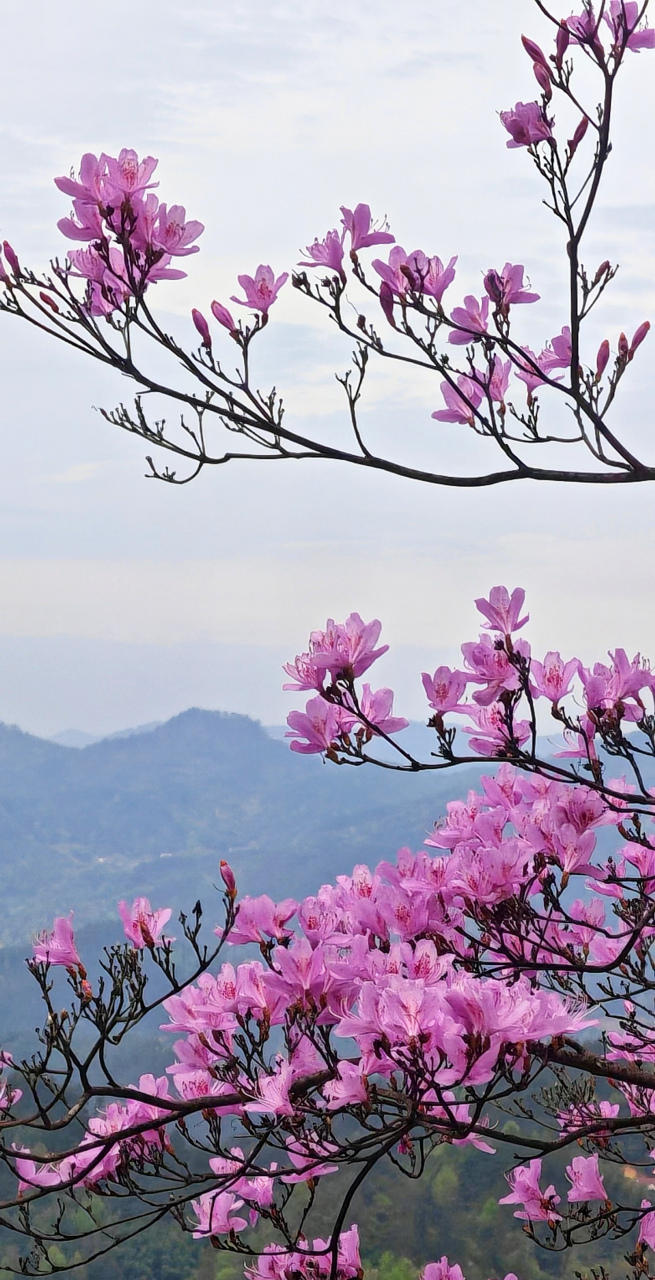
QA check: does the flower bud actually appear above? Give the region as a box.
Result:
[379,281,396,327]
[211,300,237,332]
[521,35,550,69]
[618,331,629,361]
[629,320,650,359]
[556,24,570,65]
[595,338,610,379]
[592,260,611,286]
[220,859,237,899]
[483,269,504,306]
[40,292,60,314]
[192,308,212,348]
[568,116,589,157]
[2,241,20,276]
[533,62,553,100]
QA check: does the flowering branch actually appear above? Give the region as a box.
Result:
[1,3,654,489]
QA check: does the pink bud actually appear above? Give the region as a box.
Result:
[192,308,212,348]
[618,332,629,360]
[568,116,589,157]
[521,35,550,69]
[379,281,396,327]
[220,860,237,898]
[596,339,610,379]
[533,62,553,99]
[483,269,504,306]
[40,292,60,314]
[2,241,20,276]
[629,321,650,358]
[556,24,570,64]
[211,300,237,332]
[593,260,611,286]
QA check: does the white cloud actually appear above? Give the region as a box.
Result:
[0,1,654,730]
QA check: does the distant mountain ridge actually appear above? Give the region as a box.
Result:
[48,722,163,749]
[0,709,481,945]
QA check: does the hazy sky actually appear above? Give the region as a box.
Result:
[1,0,655,736]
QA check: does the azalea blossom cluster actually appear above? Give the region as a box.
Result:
[5,587,655,1274]
[283,585,655,777]
[5,1,655,1277]
[41,150,204,316]
[1,2,654,490]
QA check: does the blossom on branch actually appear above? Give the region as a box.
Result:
[499,101,553,148]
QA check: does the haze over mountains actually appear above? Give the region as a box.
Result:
[0,708,482,946]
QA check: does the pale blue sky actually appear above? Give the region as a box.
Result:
[1,0,655,735]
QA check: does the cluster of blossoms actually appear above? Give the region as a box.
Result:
[0,5,651,466]
[50,150,204,315]
[283,584,655,768]
[8,583,655,1269]
[5,3,655,1277]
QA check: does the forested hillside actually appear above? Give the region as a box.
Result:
[0,710,643,1280]
[0,710,481,944]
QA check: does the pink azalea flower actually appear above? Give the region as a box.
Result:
[103,149,160,202]
[227,894,297,945]
[461,633,528,706]
[639,1201,655,1248]
[500,101,553,149]
[540,326,572,371]
[372,246,421,297]
[565,1153,608,1202]
[67,245,132,315]
[463,703,531,756]
[417,252,458,303]
[475,586,529,634]
[604,1,655,51]
[190,1189,248,1238]
[231,265,288,313]
[423,1260,466,1280]
[432,376,484,426]
[557,1098,619,1136]
[118,897,173,948]
[448,295,489,344]
[286,613,388,685]
[15,1148,79,1194]
[341,684,409,736]
[323,1061,369,1109]
[33,914,82,969]
[374,249,456,303]
[285,697,345,755]
[422,666,468,714]
[298,229,345,277]
[54,152,111,204]
[149,203,204,256]
[0,1053,21,1112]
[57,199,104,243]
[340,203,395,252]
[530,651,579,702]
[499,1157,562,1223]
[281,1133,339,1182]
[475,356,512,404]
[483,263,540,309]
[245,1059,297,1117]
[514,346,561,395]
